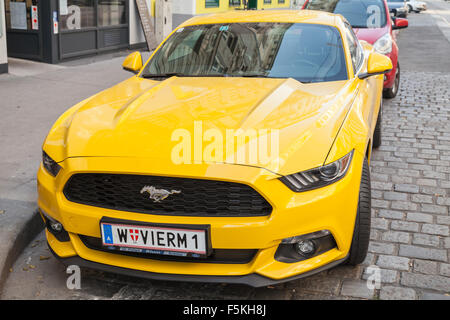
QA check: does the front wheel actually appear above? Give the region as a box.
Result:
[383,62,400,99]
[347,158,371,266]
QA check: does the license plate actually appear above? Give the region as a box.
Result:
[100,218,210,258]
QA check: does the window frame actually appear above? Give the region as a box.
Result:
[343,22,364,76]
[206,0,220,8]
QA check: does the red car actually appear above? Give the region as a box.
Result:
[303,0,408,98]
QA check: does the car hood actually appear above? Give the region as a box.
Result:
[44,76,356,176]
[353,25,389,44]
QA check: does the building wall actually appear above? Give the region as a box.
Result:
[131,0,293,46]
[171,0,291,28]
[0,0,7,73]
[195,0,291,14]
[129,0,155,46]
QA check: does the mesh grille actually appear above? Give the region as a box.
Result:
[63,173,272,217]
[79,235,257,264]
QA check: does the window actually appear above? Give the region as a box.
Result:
[145,23,348,83]
[343,23,363,74]
[278,0,286,3]
[98,0,127,27]
[205,0,220,8]
[4,0,38,30]
[59,0,128,30]
[60,0,95,30]
[229,0,241,6]
[264,0,272,4]
[305,0,387,28]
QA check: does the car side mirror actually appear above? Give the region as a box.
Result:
[392,18,409,30]
[122,51,143,74]
[358,52,393,80]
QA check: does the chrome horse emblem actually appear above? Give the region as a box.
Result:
[140,185,181,203]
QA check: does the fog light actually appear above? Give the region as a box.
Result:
[39,208,70,242]
[295,240,316,256]
[275,230,337,263]
[50,221,63,233]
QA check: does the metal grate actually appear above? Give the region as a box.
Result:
[63,174,272,217]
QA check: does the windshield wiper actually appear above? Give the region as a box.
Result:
[142,72,269,79]
[141,72,188,79]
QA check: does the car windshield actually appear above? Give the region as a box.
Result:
[142,23,348,83]
[305,0,387,28]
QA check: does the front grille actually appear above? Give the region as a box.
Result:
[79,235,258,264]
[63,173,272,217]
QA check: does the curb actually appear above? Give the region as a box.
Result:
[0,208,45,296]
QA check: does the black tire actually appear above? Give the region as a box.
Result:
[383,62,400,99]
[372,100,383,149]
[347,158,371,266]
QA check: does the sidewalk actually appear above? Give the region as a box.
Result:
[426,0,450,43]
[0,52,143,293]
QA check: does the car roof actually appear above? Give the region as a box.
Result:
[179,9,341,28]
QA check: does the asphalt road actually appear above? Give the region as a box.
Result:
[396,0,450,73]
[1,4,450,300]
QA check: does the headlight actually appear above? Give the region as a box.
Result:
[280,150,354,192]
[373,33,393,55]
[42,151,62,177]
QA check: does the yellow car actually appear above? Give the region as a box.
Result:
[38,10,392,287]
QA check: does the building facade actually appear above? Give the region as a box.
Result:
[0,0,7,73]
[1,0,292,65]
[3,0,154,64]
[173,0,291,27]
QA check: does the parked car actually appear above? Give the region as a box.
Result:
[406,0,427,12]
[38,10,393,287]
[387,0,409,17]
[303,0,408,98]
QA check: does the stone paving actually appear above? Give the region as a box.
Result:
[364,71,450,299]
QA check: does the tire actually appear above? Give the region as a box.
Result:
[383,62,400,99]
[372,100,383,149]
[347,158,371,266]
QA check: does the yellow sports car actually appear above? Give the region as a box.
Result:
[38,10,392,286]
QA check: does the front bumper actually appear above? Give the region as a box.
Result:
[383,51,398,89]
[38,151,364,285]
[49,242,348,287]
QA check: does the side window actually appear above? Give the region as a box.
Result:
[343,23,363,74]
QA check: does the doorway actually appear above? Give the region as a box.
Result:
[247,0,257,9]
